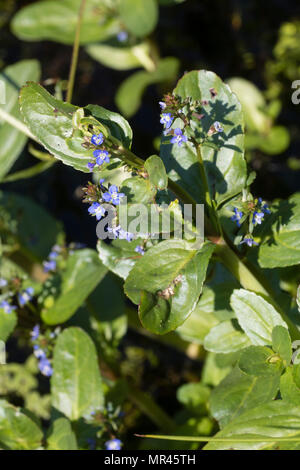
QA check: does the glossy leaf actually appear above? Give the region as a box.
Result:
[230,289,287,345]
[272,325,292,364]
[47,418,77,450]
[210,367,280,428]
[204,320,251,354]
[205,401,300,450]
[11,0,120,45]
[144,155,168,190]
[97,238,142,280]
[0,60,41,180]
[238,346,283,376]
[0,400,43,450]
[160,70,247,205]
[259,194,300,268]
[51,327,104,421]
[280,367,300,406]
[125,240,214,334]
[41,249,107,325]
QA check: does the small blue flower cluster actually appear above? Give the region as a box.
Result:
[159,102,188,147]
[0,278,34,313]
[231,197,271,247]
[0,299,16,314]
[105,438,122,450]
[31,325,53,377]
[43,244,61,273]
[87,134,111,172]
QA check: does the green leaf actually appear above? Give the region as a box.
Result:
[161,70,247,206]
[0,60,41,180]
[238,346,283,376]
[20,83,132,173]
[297,285,300,313]
[47,418,77,450]
[86,41,151,71]
[259,194,300,268]
[272,325,292,364]
[205,401,300,450]
[11,0,120,45]
[125,240,214,334]
[85,104,133,149]
[97,238,142,280]
[204,320,251,354]
[116,57,179,117]
[41,249,107,325]
[0,309,17,342]
[144,155,168,190]
[230,289,287,345]
[51,327,104,421]
[280,367,300,406]
[256,126,290,155]
[0,399,43,450]
[119,0,158,37]
[210,367,280,429]
[0,191,63,261]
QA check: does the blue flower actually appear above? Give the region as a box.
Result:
[135,245,145,255]
[102,185,125,206]
[31,325,40,341]
[99,178,105,189]
[39,357,53,377]
[18,287,34,308]
[258,198,271,214]
[0,300,16,314]
[91,133,104,146]
[49,251,59,261]
[107,225,121,239]
[159,101,166,110]
[118,229,134,242]
[88,202,106,221]
[0,279,7,288]
[117,31,128,42]
[160,113,173,129]
[43,260,57,273]
[105,439,122,450]
[86,162,96,172]
[252,211,265,225]
[231,207,243,227]
[240,237,258,247]
[33,345,46,360]
[171,128,188,147]
[214,121,224,133]
[94,150,110,166]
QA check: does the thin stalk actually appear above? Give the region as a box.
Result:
[66,0,87,103]
[136,433,300,443]
[0,108,36,141]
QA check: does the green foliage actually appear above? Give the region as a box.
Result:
[51,327,104,421]
[119,0,158,38]
[0,60,41,180]
[40,249,107,325]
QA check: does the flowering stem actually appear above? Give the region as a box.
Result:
[66,0,87,103]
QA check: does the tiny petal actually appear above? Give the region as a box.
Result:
[0,279,7,288]
[91,133,104,146]
[105,439,122,451]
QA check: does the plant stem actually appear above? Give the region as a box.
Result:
[66,0,87,103]
[0,107,36,141]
